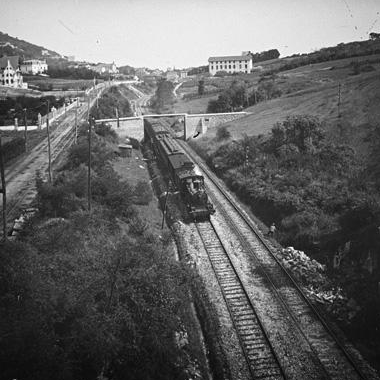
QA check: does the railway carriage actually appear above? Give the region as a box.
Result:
[144,118,215,219]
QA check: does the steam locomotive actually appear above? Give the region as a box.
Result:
[144,118,215,219]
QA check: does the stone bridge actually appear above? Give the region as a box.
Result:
[95,111,249,141]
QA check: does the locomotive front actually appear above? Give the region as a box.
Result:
[181,174,215,220]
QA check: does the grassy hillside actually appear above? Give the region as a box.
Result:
[205,54,380,154]
[0,31,60,59]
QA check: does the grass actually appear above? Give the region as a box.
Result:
[172,94,219,114]
[196,54,380,155]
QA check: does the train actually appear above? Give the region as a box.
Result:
[144,118,215,219]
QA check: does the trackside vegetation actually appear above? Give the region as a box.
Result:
[0,122,206,380]
[190,114,380,369]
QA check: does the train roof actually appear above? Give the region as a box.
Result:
[144,119,170,136]
[168,154,194,171]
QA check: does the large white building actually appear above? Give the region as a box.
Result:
[208,53,253,75]
[20,59,48,75]
[0,56,27,88]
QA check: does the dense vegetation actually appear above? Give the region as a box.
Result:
[207,77,281,113]
[91,85,133,120]
[150,79,176,113]
[0,95,65,125]
[250,48,280,62]
[191,115,380,365]
[268,39,380,74]
[0,31,59,60]
[0,123,197,380]
[46,66,103,80]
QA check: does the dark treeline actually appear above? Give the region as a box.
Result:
[0,96,65,125]
[269,39,380,74]
[91,85,133,120]
[150,79,175,113]
[207,77,281,113]
[251,49,280,62]
[46,66,105,80]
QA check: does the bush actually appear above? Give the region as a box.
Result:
[133,180,153,205]
[216,126,231,141]
[94,123,118,142]
[1,137,25,163]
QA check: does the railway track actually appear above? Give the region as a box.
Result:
[196,220,285,380]
[1,102,87,234]
[179,140,376,380]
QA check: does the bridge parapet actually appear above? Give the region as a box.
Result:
[94,111,250,141]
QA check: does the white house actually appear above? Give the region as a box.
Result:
[0,56,27,88]
[20,59,48,75]
[92,62,118,75]
[208,53,253,75]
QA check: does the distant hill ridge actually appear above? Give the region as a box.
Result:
[0,31,61,61]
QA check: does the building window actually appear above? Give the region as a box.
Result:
[245,64,248,68]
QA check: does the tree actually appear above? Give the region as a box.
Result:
[216,126,231,141]
[271,115,325,153]
[198,79,205,95]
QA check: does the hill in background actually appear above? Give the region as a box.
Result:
[0,31,61,60]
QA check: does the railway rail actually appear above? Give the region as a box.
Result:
[179,140,376,380]
[196,220,286,380]
[1,100,87,235]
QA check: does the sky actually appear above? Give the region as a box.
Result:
[1,0,380,69]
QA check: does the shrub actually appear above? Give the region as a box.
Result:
[133,180,153,205]
[1,137,25,163]
[216,126,231,141]
[94,122,118,142]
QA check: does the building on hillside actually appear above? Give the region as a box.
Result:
[41,50,50,56]
[166,70,179,82]
[135,67,149,78]
[208,53,253,75]
[179,70,188,79]
[20,59,48,75]
[0,56,27,88]
[92,62,118,75]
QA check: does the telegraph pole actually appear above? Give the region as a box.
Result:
[338,82,341,118]
[74,94,78,144]
[87,116,92,212]
[0,136,7,241]
[23,108,28,152]
[46,100,52,183]
[245,145,249,184]
[115,106,120,129]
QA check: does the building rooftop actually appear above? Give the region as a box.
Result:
[208,55,251,62]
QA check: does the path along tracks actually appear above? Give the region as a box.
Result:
[179,140,376,380]
[1,102,87,231]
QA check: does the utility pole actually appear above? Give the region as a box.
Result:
[161,190,170,229]
[0,137,7,241]
[87,116,93,212]
[74,93,78,144]
[87,95,90,120]
[115,106,119,129]
[23,108,28,152]
[46,100,52,183]
[338,82,341,118]
[245,145,249,184]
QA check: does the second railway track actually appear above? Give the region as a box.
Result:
[179,139,375,380]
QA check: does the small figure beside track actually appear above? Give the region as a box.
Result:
[267,222,276,237]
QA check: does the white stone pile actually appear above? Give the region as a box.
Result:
[279,246,326,280]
